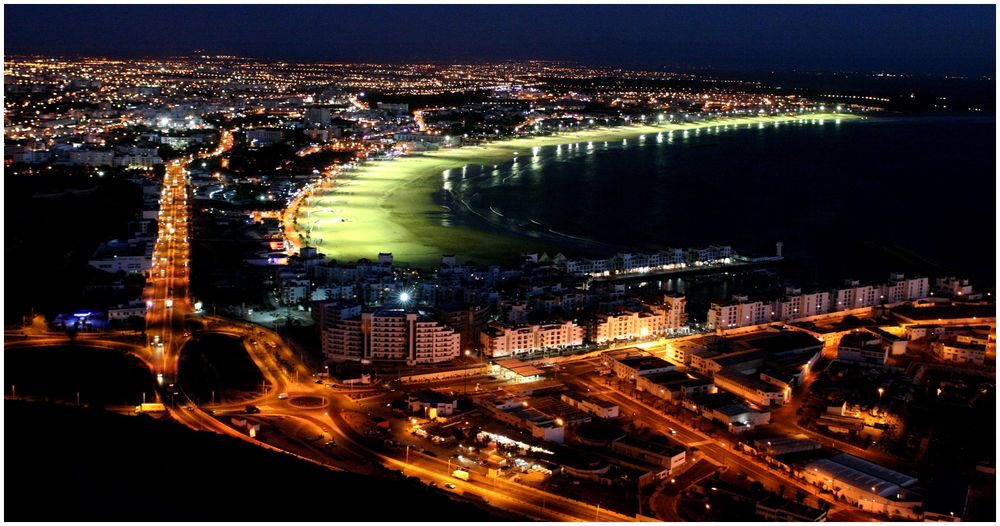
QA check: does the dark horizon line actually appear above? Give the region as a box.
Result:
[5,51,993,80]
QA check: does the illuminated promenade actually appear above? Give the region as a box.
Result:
[294,113,860,267]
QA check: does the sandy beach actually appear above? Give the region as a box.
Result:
[294,113,862,267]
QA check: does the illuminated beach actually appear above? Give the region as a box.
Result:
[294,113,862,267]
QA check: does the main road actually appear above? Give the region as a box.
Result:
[144,130,232,385]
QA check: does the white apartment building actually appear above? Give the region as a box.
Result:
[161,136,192,149]
[713,369,790,407]
[933,276,976,299]
[107,304,147,321]
[69,150,114,166]
[323,309,460,365]
[708,296,770,329]
[411,316,462,364]
[688,245,734,264]
[663,295,688,330]
[832,280,880,310]
[323,318,364,361]
[564,258,609,275]
[114,154,162,168]
[931,340,986,365]
[246,128,284,147]
[776,288,830,321]
[592,306,670,344]
[304,107,333,126]
[88,238,153,275]
[88,254,151,274]
[883,274,929,304]
[480,320,584,358]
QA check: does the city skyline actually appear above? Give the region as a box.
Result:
[4,4,996,75]
[4,3,995,523]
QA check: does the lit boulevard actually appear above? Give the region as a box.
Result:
[143,130,233,385]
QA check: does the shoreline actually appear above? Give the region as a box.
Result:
[294,112,863,267]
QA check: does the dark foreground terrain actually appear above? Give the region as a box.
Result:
[5,401,515,521]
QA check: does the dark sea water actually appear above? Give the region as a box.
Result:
[448,116,996,287]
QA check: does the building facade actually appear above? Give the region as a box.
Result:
[323,308,461,365]
[481,320,584,358]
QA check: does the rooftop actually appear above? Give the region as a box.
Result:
[757,494,827,520]
[892,303,996,322]
[617,355,675,372]
[731,330,824,355]
[613,435,685,458]
[641,370,713,390]
[716,368,786,393]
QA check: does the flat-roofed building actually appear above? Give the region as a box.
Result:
[636,370,716,402]
[88,239,152,275]
[931,338,986,365]
[755,495,828,522]
[560,393,620,419]
[714,367,790,407]
[592,306,669,343]
[883,273,929,304]
[832,280,880,310]
[890,303,996,327]
[777,288,831,321]
[799,453,921,519]
[322,308,460,365]
[611,435,686,473]
[478,396,566,443]
[754,437,822,457]
[480,319,583,358]
[664,335,719,366]
[406,390,459,417]
[933,276,977,299]
[690,330,821,378]
[708,296,770,329]
[837,330,889,367]
[710,402,771,432]
[492,359,545,383]
[602,347,675,380]
[245,128,284,147]
[107,303,147,321]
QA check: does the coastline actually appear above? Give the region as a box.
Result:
[294,112,863,267]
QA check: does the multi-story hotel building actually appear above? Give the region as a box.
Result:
[708,295,770,329]
[481,320,584,358]
[323,308,460,365]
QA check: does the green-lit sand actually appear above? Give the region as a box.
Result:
[294,113,861,267]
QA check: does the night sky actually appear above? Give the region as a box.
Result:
[4,4,995,75]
